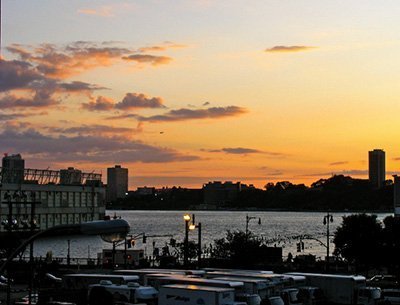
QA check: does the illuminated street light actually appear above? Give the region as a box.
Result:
[189,214,202,268]
[183,214,191,267]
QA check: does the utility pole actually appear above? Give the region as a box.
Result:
[323,212,334,271]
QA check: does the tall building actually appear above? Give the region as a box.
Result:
[393,175,400,217]
[107,165,128,202]
[368,149,385,188]
[1,153,25,184]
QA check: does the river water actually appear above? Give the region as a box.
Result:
[31,210,391,262]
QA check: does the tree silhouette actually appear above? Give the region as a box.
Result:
[211,230,264,267]
[333,214,382,272]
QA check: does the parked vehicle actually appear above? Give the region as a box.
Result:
[296,286,324,305]
[62,273,139,289]
[158,284,246,305]
[381,289,400,305]
[213,276,273,300]
[88,280,158,305]
[263,296,285,305]
[287,273,381,305]
[367,276,399,289]
[280,288,302,305]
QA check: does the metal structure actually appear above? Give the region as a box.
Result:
[0,167,101,185]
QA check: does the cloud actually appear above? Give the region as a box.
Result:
[137,106,247,122]
[78,6,114,17]
[7,43,131,78]
[265,46,316,53]
[115,93,165,110]
[81,96,115,111]
[47,124,136,137]
[59,81,106,93]
[122,54,173,66]
[0,59,43,92]
[138,42,186,53]
[0,112,40,121]
[0,128,200,164]
[329,161,348,166]
[202,147,285,156]
[0,90,59,109]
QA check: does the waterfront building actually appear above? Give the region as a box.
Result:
[107,165,128,203]
[369,149,385,188]
[0,155,106,234]
[393,175,400,217]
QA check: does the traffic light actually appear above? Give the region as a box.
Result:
[301,241,305,250]
[142,234,147,244]
[296,243,301,252]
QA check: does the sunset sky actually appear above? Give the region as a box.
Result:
[1,0,400,189]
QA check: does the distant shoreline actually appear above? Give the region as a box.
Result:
[107,207,393,214]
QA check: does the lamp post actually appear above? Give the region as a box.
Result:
[189,214,202,268]
[245,214,261,237]
[323,212,334,271]
[183,214,191,268]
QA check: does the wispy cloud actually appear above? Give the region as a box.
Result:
[265,45,316,53]
[47,124,138,137]
[7,41,175,79]
[78,6,114,17]
[203,147,286,156]
[329,161,348,166]
[108,106,248,122]
[122,54,173,66]
[138,42,187,53]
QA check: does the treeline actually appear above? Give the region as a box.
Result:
[235,175,393,211]
[110,175,394,211]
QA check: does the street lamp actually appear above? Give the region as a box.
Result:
[323,212,334,271]
[245,214,261,237]
[183,214,191,267]
[189,214,202,268]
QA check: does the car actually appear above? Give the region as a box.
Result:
[381,289,400,305]
[262,296,285,305]
[368,275,399,289]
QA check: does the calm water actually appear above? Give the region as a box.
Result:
[32,210,391,261]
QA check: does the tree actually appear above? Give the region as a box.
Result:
[382,216,400,275]
[333,214,382,271]
[210,230,264,267]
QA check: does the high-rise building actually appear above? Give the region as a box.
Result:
[368,149,386,188]
[393,175,400,217]
[107,165,128,202]
[1,153,25,184]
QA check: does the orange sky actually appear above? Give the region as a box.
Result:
[1,0,400,189]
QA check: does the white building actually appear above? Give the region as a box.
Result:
[0,156,106,234]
